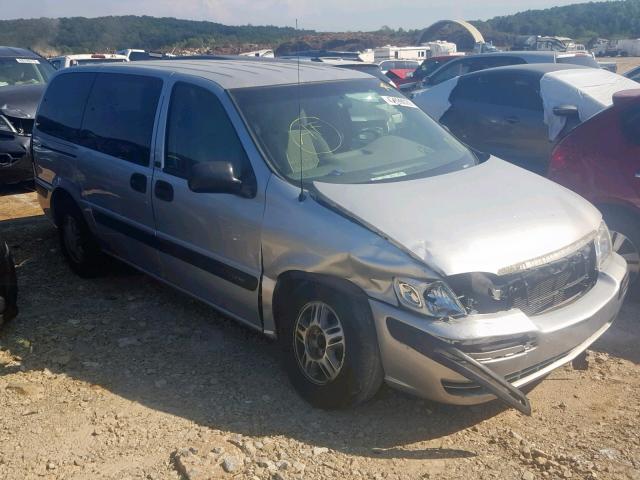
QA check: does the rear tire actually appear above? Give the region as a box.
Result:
[57,201,104,278]
[278,283,384,409]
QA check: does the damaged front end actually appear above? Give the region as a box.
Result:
[447,239,598,318]
[0,109,35,184]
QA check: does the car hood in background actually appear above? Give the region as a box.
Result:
[0,84,46,119]
[313,157,601,276]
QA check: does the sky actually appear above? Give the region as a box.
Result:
[1,0,581,31]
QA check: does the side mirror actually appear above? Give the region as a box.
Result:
[553,105,579,117]
[422,76,432,86]
[188,161,254,197]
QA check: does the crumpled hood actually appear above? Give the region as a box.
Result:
[0,84,45,119]
[313,157,601,276]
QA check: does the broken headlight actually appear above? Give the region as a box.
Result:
[394,278,466,320]
[594,221,612,270]
[0,115,15,133]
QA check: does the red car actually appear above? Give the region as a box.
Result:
[549,89,640,285]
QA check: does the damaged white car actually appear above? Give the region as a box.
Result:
[33,61,628,414]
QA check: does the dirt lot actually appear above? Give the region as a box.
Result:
[606,56,640,74]
[0,189,638,480]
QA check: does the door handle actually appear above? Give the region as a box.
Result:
[635,171,640,179]
[504,116,519,125]
[154,180,174,202]
[130,173,147,193]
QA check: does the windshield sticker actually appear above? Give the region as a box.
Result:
[371,171,407,181]
[16,58,40,64]
[381,96,418,108]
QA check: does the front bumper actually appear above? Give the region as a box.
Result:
[0,134,33,184]
[371,252,628,411]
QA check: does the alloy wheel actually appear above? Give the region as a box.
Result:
[293,301,346,385]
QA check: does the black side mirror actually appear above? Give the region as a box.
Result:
[553,105,579,117]
[188,161,254,197]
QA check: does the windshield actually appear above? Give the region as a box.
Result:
[0,57,54,88]
[231,79,476,185]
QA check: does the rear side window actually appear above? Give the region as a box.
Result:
[164,82,249,179]
[454,73,542,111]
[36,72,95,142]
[80,73,162,166]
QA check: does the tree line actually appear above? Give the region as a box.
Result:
[1,1,639,56]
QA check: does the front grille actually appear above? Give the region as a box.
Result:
[449,241,598,317]
[442,351,569,396]
[507,242,597,316]
[5,115,33,136]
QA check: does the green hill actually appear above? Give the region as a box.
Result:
[0,15,309,55]
[473,0,640,43]
[1,1,640,56]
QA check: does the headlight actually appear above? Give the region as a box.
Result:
[594,221,612,270]
[0,115,15,133]
[394,278,466,320]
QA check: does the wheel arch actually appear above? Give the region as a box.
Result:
[270,271,370,338]
[49,187,78,227]
[595,201,640,225]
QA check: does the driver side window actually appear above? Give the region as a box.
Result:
[164,82,250,179]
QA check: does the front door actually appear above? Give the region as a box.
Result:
[151,78,264,327]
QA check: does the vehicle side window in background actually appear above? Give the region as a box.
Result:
[431,61,464,85]
[36,72,96,142]
[621,106,640,146]
[493,74,542,111]
[628,68,640,82]
[164,82,250,179]
[452,74,499,104]
[453,73,542,111]
[81,73,162,166]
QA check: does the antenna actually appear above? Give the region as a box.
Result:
[296,18,306,202]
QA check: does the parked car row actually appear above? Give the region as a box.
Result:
[27,58,629,415]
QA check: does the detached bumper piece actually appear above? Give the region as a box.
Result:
[0,241,18,326]
[386,317,532,416]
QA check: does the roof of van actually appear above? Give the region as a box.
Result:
[0,46,41,58]
[72,59,370,89]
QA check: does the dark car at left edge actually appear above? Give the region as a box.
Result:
[0,47,54,185]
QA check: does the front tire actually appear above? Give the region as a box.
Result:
[603,209,640,297]
[279,284,384,409]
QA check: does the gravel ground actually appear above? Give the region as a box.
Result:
[0,189,639,480]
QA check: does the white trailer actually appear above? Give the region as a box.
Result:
[618,39,640,57]
[374,45,430,62]
[421,41,457,57]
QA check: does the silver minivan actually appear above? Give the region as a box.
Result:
[32,60,628,414]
